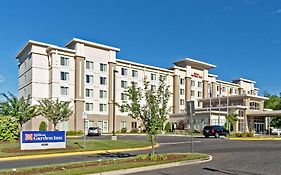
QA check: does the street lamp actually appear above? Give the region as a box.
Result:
[82,112,87,149]
[112,69,118,140]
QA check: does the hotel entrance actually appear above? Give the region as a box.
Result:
[254,117,265,134]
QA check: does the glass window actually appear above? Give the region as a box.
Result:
[191,90,195,97]
[131,122,137,129]
[120,121,127,129]
[121,93,128,101]
[121,80,127,88]
[86,61,94,69]
[100,63,107,72]
[60,86,69,96]
[61,57,69,66]
[250,102,260,110]
[86,75,94,83]
[180,99,185,105]
[151,73,156,81]
[180,89,184,95]
[131,81,138,87]
[198,91,202,97]
[99,104,107,112]
[180,78,185,85]
[132,70,138,78]
[61,72,69,81]
[100,77,107,85]
[100,90,107,98]
[85,89,93,97]
[121,68,127,76]
[191,80,195,87]
[151,85,156,91]
[198,82,202,88]
[85,103,93,111]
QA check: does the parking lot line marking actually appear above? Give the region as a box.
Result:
[160,141,201,145]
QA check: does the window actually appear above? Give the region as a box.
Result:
[61,72,69,81]
[132,70,138,78]
[61,57,69,66]
[198,91,202,97]
[100,77,107,85]
[198,82,202,88]
[180,89,184,95]
[121,80,127,88]
[86,61,94,69]
[86,89,93,97]
[24,62,27,71]
[121,93,128,101]
[131,122,137,129]
[217,86,220,91]
[131,81,138,87]
[250,102,260,110]
[121,68,127,76]
[24,75,27,84]
[85,103,93,111]
[120,121,127,129]
[151,85,156,91]
[191,80,195,87]
[100,90,107,98]
[180,78,185,85]
[60,86,69,96]
[100,63,107,72]
[180,99,185,105]
[222,87,226,92]
[191,90,195,97]
[99,104,107,112]
[151,73,156,81]
[198,101,201,107]
[235,89,238,94]
[86,75,94,83]
[23,88,26,97]
[230,88,233,94]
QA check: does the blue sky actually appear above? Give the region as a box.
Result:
[1,0,281,96]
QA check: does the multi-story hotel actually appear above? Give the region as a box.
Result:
[17,38,279,133]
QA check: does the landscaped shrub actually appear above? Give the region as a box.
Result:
[164,122,172,133]
[121,128,127,133]
[77,130,84,135]
[39,121,47,131]
[247,132,254,137]
[234,132,254,137]
[130,128,139,133]
[66,130,83,136]
[177,120,187,130]
[0,116,19,141]
[115,130,121,134]
[241,132,247,138]
[235,133,242,137]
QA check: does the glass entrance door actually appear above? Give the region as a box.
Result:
[254,123,264,134]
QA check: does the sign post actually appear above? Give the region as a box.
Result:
[82,112,88,150]
[186,101,195,153]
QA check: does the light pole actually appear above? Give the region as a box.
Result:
[112,69,118,140]
[82,112,87,149]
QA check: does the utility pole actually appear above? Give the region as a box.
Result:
[112,69,118,140]
[186,101,195,153]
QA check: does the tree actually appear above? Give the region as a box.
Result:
[225,113,238,131]
[38,99,73,131]
[0,116,19,141]
[120,76,171,155]
[264,93,281,128]
[0,92,38,131]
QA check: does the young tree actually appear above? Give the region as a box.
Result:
[0,92,38,131]
[120,76,171,155]
[38,99,73,131]
[225,113,238,131]
[264,92,281,128]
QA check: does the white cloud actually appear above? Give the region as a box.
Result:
[270,9,281,15]
[0,75,5,83]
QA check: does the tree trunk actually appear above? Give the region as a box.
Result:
[151,135,155,156]
[54,123,57,131]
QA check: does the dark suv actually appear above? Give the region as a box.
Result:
[203,125,229,138]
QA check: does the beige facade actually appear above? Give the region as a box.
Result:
[17,38,265,133]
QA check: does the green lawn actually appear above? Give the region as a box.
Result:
[0,153,209,175]
[0,139,151,158]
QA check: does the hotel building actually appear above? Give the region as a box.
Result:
[17,38,277,133]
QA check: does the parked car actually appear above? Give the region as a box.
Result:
[203,125,229,138]
[87,127,101,136]
[271,128,281,135]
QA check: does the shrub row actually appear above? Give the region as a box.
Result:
[66,130,84,136]
[233,132,254,137]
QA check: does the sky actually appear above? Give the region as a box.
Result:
[1,0,281,96]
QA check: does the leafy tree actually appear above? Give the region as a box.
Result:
[164,122,172,132]
[0,116,19,141]
[120,76,171,155]
[225,113,238,131]
[38,99,73,131]
[0,92,38,130]
[264,93,281,128]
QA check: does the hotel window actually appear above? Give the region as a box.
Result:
[159,74,165,80]
[24,62,27,71]
[121,68,127,76]
[198,91,202,97]
[100,63,107,72]
[217,86,220,91]
[151,85,156,91]
[61,57,69,66]
[60,86,69,96]
[198,101,201,107]
[24,75,27,84]
[191,80,195,87]
[131,81,138,87]
[230,88,233,94]
[100,90,107,98]
[120,121,127,129]
[180,89,184,95]
[222,87,226,92]
[61,72,69,81]
[23,88,26,97]
[86,61,94,69]
[121,93,128,101]
[86,75,94,84]
[100,77,107,85]
[131,122,137,129]
[99,104,107,112]
[191,90,195,97]
[121,80,127,88]
[235,89,238,94]
[250,102,260,110]
[132,70,138,78]
[151,73,156,81]
[180,78,185,85]
[198,81,202,88]
[85,103,93,111]
[180,99,185,105]
[86,89,93,97]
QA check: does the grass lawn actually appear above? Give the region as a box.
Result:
[0,153,209,175]
[0,139,151,158]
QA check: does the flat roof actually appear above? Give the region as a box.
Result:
[233,78,256,84]
[65,38,120,52]
[174,58,216,70]
[217,80,239,87]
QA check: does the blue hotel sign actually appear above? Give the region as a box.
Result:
[21,131,66,150]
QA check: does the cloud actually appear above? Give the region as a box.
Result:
[270,9,281,15]
[0,75,5,83]
[244,0,256,6]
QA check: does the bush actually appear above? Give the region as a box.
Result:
[136,154,149,160]
[158,154,168,160]
[77,130,83,135]
[177,120,187,130]
[66,130,83,136]
[115,130,121,134]
[121,128,127,133]
[130,128,139,133]
[247,132,254,137]
[39,121,47,131]
[164,122,172,133]
[0,116,19,141]
[241,132,247,138]
[234,132,254,137]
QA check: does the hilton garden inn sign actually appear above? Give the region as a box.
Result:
[20,131,66,150]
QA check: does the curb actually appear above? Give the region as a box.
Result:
[0,143,160,162]
[229,137,281,141]
[102,133,203,138]
[88,155,212,175]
